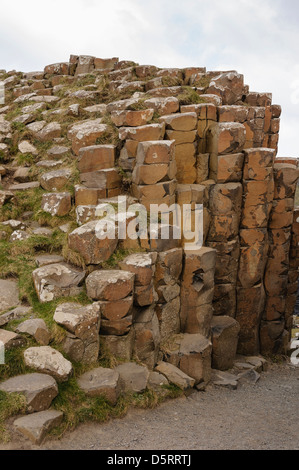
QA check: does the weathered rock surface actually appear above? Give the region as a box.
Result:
[211,316,240,371]
[162,333,212,385]
[0,329,26,350]
[24,346,73,382]
[32,263,85,303]
[155,362,195,390]
[16,319,51,346]
[0,373,58,413]
[115,362,149,393]
[54,302,101,363]
[14,410,63,445]
[0,280,20,312]
[78,367,120,405]
[68,221,118,265]
[86,270,135,301]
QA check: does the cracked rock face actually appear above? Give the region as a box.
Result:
[54,302,101,363]
[0,373,58,413]
[24,346,73,382]
[68,220,118,265]
[32,263,85,303]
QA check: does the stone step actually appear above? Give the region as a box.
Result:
[0,373,58,413]
[13,410,63,445]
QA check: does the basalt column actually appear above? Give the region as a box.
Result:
[261,162,299,354]
[236,148,275,355]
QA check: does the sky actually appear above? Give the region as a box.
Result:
[0,0,298,157]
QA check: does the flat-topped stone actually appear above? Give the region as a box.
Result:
[86,270,135,301]
[35,254,64,267]
[115,362,149,393]
[24,346,73,382]
[0,373,58,413]
[9,182,40,191]
[32,263,85,303]
[14,410,63,445]
[78,367,120,405]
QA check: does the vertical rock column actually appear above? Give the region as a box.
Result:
[261,162,299,354]
[206,122,246,320]
[208,182,243,318]
[159,112,198,184]
[286,206,299,335]
[154,248,183,342]
[236,148,275,355]
[180,103,217,183]
[131,140,177,210]
[180,247,216,338]
[119,253,160,369]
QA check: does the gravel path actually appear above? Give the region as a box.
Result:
[1,363,299,451]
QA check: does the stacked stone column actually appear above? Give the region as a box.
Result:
[131,140,177,211]
[154,248,183,342]
[159,112,198,184]
[208,182,243,318]
[180,247,216,338]
[261,162,299,354]
[236,148,275,355]
[286,206,299,333]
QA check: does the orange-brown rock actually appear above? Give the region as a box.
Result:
[207,239,240,285]
[119,253,156,286]
[78,145,116,173]
[41,192,71,217]
[243,148,275,181]
[163,333,212,385]
[94,57,119,70]
[67,119,109,155]
[68,221,118,265]
[264,296,286,321]
[132,180,176,201]
[180,248,216,333]
[238,231,269,288]
[274,163,299,199]
[159,113,197,131]
[144,97,179,115]
[209,183,242,215]
[213,284,236,317]
[196,154,210,183]
[136,140,175,165]
[111,109,154,127]
[208,122,246,157]
[212,153,244,183]
[75,186,106,206]
[243,179,274,207]
[218,105,248,123]
[260,321,285,355]
[100,297,133,321]
[80,168,121,190]
[86,270,135,301]
[166,129,197,144]
[119,123,165,142]
[181,103,217,121]
[132,163,173,185]
[208,214,240,242]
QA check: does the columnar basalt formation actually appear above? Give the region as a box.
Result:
[0,54,298,442]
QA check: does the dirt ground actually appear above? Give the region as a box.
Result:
[1,362,298,451]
